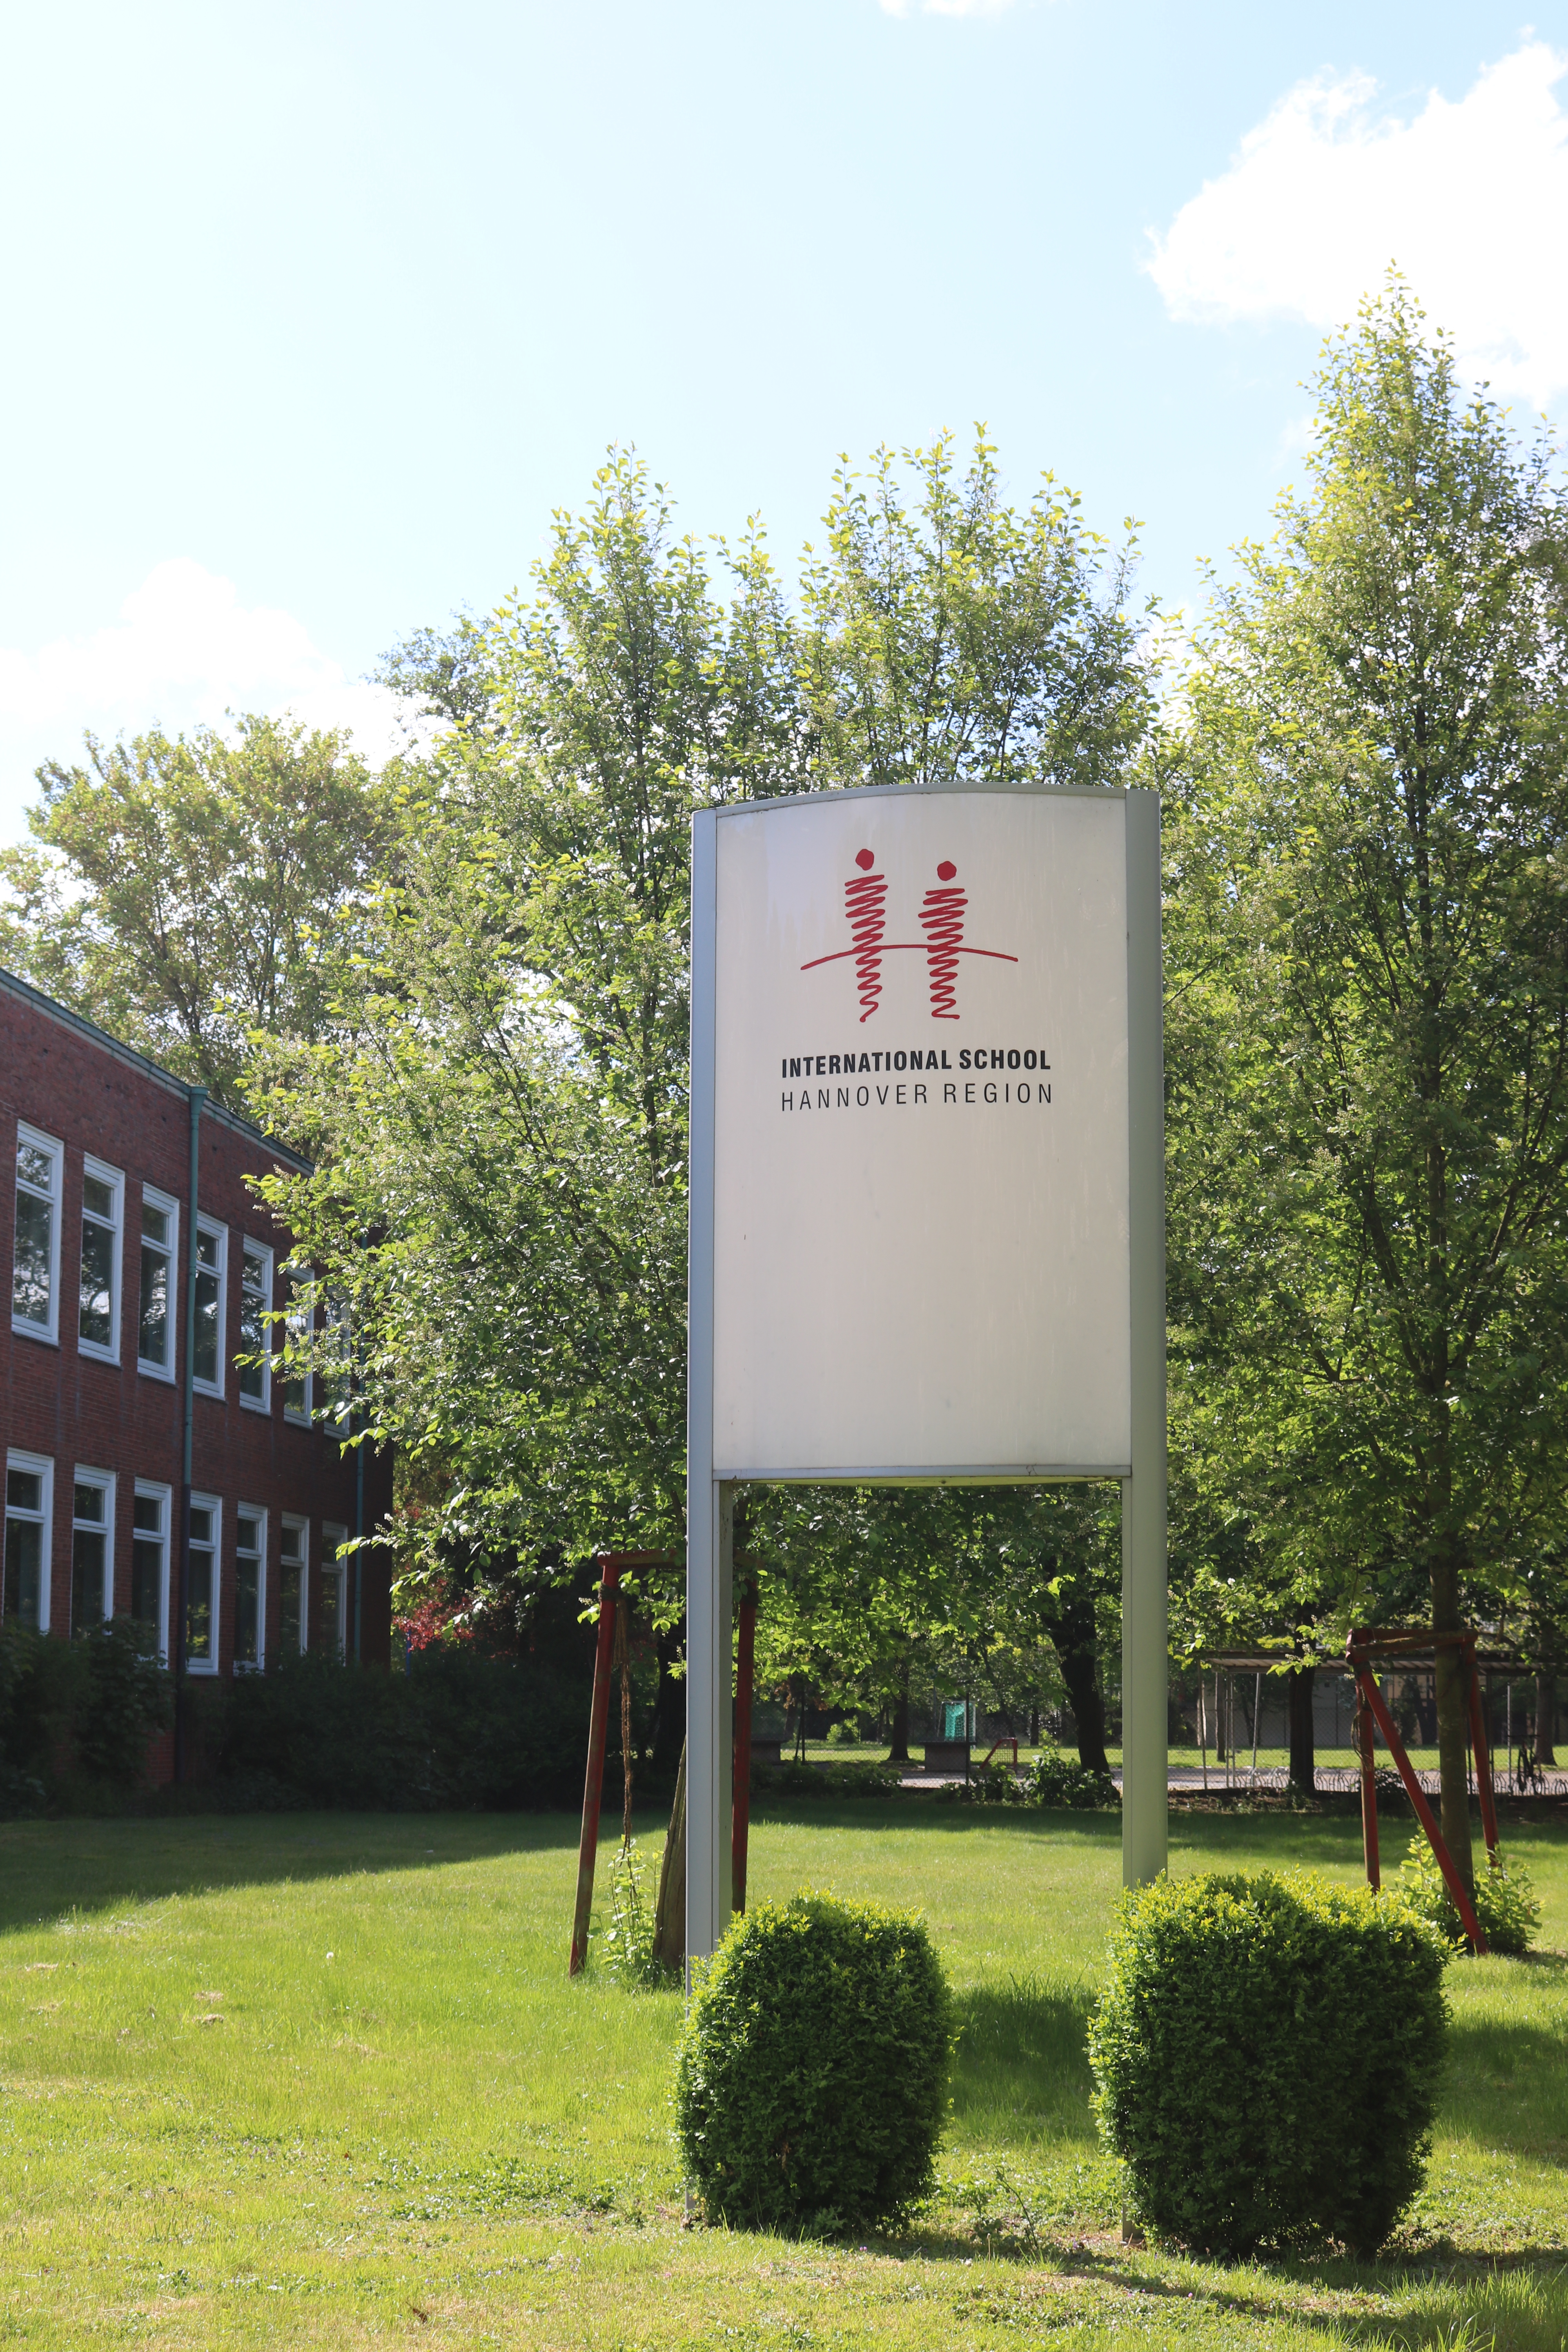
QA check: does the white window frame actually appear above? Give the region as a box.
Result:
[321,1521,349,1663]
[184,1491,222,1676]
[77,1154,123,1365]
[282,1264,314,1426]
[70,1466,116,1631]
[234,1504,267,1673]
[137,1183,179,1384]
[279,1513,310,1654]
[131,1478,172,1664]
[13,1122,63,1345]
[4,1448,54,1632]
[238,1238,273,1413]
[192,1215,227,1398]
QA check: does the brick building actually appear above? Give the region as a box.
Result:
[2,968,392,1728]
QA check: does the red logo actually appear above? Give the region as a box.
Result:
[801,851,1018,1023]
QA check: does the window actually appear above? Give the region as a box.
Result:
[185,1495,220,1672]
[131,1482,170,1660]
[321,1522,348,1663]
[193,1218,226,1394]
[78,1158,123,1361]
[234,1508,265,1670]
[13,1124,62,1341]
[4,1452,53,1630]
[279,1515,307,1653]
[71,1471,114,1633]
[238,1240,272,1409]
[138,1187,178,1379]
[283,1265,313,1424]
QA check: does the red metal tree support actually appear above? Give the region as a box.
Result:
[1346,1626,1500,1955]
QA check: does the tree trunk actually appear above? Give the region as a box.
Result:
[1535,1667,1557,1767]
[887,1657,911,1764]
[1430,1558,1476,1897]
[652,1739,686,1969]
[649,1619,685,1777]
[1043,1589,1111,1774]
[1287,1666,1316,1794]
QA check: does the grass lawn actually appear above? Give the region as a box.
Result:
[2,1801,1565,2349]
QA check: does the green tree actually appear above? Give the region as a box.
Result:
[750,1482,1118,1770]
[1167,283,1568,1885]
[799,429,1151,792]
[264,438,1152,1640]
[256,453,803,1614]
[0,715,400,1109]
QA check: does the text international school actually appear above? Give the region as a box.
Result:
[782,1047,1050,1077]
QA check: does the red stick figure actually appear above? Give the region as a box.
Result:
[920,859,966,1018]
[844,848,887,1022]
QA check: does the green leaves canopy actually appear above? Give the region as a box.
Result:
[0,715,400,1110]
[1164,282,1568,1849]
[258,439,1148,1622]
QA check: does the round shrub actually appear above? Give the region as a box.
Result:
[674,1891,952,2233]
[1088,1870,1449,2256]
[1396,1840,1542,1956]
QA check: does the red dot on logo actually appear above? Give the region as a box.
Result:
[855,849,875,870]
[937,860,957,882]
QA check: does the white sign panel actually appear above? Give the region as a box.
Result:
[710,788,1132,1478]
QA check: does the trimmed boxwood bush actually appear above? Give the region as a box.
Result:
[675,1891,952,2233]
[1088,1870,1448,2256]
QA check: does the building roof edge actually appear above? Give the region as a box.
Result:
[0,965,314,1175]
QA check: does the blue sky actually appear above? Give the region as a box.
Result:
[3,1,1566,834]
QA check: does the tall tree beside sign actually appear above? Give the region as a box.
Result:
[1165,281,1568,1885]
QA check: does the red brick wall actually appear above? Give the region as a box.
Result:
[2,978,393,1733]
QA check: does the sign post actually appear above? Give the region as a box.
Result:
[687,782,1166,1966]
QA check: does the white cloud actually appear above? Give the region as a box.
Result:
[0,559,420,839]
[1147,41,1568,403]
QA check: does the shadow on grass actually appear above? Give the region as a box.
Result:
[0,1805,633,1934]
[751,1798,1124,1840]
[1164,1811,1375,1866]
[1441,2009,1568,2155]
[897,2208,1568,2352]
[950,1971,1098,2145]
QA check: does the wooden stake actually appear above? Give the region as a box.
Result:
[569,1557,622,1976]
[1355,1679,1380,1890]
[1466,1646,1500,1861]
[653,1740,687,1969]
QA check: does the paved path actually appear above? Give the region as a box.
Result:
[880,1763,1568,1796]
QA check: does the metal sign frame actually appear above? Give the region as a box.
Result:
[686,781,1168,1964]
